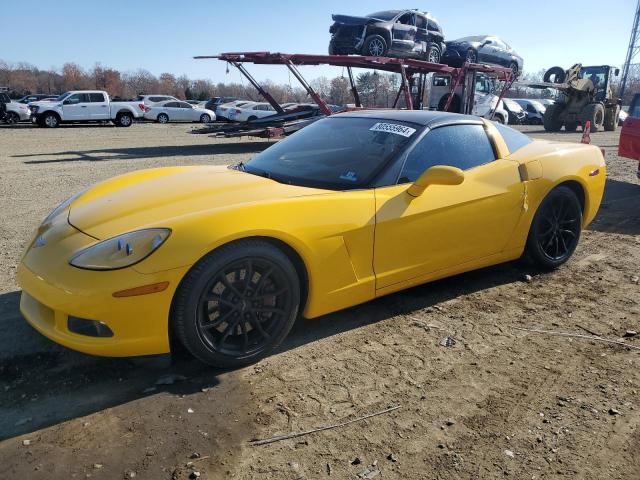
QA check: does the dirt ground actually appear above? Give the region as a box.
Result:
[0,121,638,479]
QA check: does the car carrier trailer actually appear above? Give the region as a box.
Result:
[194,51,515,138]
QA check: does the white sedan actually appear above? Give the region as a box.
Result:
[216,100,255,120]
[144,100,216,123]
[227,102,277,122]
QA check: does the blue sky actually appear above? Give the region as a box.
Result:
[3,0,636,84]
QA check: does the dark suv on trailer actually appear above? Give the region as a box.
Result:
[329,9,446,63]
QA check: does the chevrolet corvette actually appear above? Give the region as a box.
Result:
[18,111,606,367]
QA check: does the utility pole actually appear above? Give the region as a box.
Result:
[620,0,640,101]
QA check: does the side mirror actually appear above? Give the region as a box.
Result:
[63,98,79,105]
[407,165,465,197]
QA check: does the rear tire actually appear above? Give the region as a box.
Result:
[465,49,478,64]
[525,186,582,270]
[5,112,19,124]
[583,103,604,132]
[508,61,519,77]
[362,35,388,57]
[603,106,619,132]
[171,239,301,368]
[543,104,562,132]
[157,113,169,124]
[115,112,133,127]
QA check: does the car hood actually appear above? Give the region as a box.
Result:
[68,165,327,239]
[331,14,380,25]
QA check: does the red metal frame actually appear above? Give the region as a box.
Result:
[195,52,514,116]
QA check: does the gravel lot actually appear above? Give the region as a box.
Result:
[0,121,639,479]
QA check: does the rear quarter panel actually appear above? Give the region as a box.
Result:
[504,140,606,251]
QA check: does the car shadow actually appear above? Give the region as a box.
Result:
[16,142,273,164]
[588,178,640,236]
[0,259,532,441]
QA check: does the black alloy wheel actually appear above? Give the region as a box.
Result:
[525,186,582,269]
[172,239,300,367]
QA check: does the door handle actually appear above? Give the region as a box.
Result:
[81,105,87,108]
[101,105,107,107]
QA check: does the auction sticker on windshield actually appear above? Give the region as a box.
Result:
[369,122,416,137]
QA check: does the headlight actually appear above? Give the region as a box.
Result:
[42,191,85,226]
[69,228,171,271]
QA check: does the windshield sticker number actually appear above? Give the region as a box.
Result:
[339,171,358,182]
[369,122,416,137]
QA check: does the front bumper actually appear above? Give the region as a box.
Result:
[17,218,188,357]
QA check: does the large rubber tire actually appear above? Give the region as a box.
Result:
[200,114,211,123]
[5,112,19,124]
[115,112,133,127]
[157,113,169,124]
[603,106,619,132]
[543,104,563,132]
[425,45,440,63]
[543,66,566,84]
[465,49,478,64]
[437,93,461,113]
[41,112,60,128]
[495,113,506,124]
[583,103,604,132]
[362,34,388,57]
[525,186,583,270]
[565,121,579,132]
[171,239,301,368]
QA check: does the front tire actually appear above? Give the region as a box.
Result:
[543,104,562,132]
[200,113,211,123]
[363,34,388,57]
[508,61,519,77]
[41,112,60,128]
[603,106,619,132]
[525,186,582,270]
[465,49,478,64]
[172,239,301,368]
[157,113,169,124]
[583,103,604,132]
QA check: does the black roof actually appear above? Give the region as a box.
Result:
[334,110,483,128]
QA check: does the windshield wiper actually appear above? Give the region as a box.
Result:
[231,161,246,171]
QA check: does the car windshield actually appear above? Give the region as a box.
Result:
[503,99,522,111]
[243,116,421,189]
[367,11,399,21]
[579,66,607,88]
[529,100,546,112]
[54,92,71,101]
[455,36,487,43]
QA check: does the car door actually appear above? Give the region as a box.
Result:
[373,123,524,290]
[392,12,417,53]
[89,92,109,120]
[620,94,640,160]
[178,102,195,121]
[62,93,90,120]
[162,102,180,121]
[477,38,498,64]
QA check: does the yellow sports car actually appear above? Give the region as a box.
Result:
[17,111,606,367]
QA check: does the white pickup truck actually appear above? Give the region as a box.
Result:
[29,90,145,128]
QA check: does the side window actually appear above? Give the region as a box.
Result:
[397,13,414,25]
[179,102,192,109]
[89,93,106,102]
[527,104,536,113]
[66,93,89,103]
[427,19,438,31]
[494,123,532,154]
[164,102,179,108]
[415,15,426,29]
[399,125,496,183]
[149,96,163,103]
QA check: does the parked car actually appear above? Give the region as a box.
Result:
[136,94,179,106]
[619,94,640,175]
[17,110,606,367]
[144,100,216,123]
[17,94,57,104]
[30,91,145,127]
[0,92,31,124]
[502,98,526,124]
[513,99,546,125]
[227,102,277,122]
[216,100,254,120]
[442,35,523,76]
[329,9,445,62]
[205,96,240,112]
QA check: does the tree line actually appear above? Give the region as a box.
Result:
[1,59,637,106]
